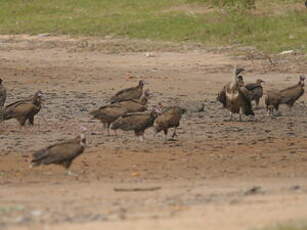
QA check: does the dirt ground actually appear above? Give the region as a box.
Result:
[0,35,307,230]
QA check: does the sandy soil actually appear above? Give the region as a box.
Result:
[0,35,307,230]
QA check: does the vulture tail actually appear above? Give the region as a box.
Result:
[31,149,49,166]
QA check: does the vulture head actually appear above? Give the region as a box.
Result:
[256,79,265,85]
[0,78,2,85]
[138,80,145,88]
[235,67,245,76]
[32,90,43,104]
[79,126,87,146]
[237,75,245,86]
[299,75,305,85]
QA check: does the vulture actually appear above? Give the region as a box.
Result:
[114,89,150,113]
[264,90,282,116]
[264,76,305,116]
[110,108,161,141]
[0,78,6,121]
[110,80,144,103]
[31,133,86,176]
[217,73,245,108]
[3,90,43,126]
[245,79,265,107]
[279,75,305,109]
[154,106,186,140]
[225,68,254,121]
[90,104,128,135]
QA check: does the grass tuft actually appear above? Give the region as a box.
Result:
[0,0,306,53]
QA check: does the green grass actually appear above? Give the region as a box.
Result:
[259,222,307,230]
[0,0,306,53]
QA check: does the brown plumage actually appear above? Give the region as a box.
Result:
[0,79,7,121]
[4,91,42,126]
[217,75,244,108]
[264,90,282,116]
[279,75,305,109]
[110,108,160,141]
[245,79,264,107]
[264,75,305,115]
[31,134,86,176]
[154,106,186,140]
[110,80,144,103]
[225,69,254,121]
[114,89,150,113]
[90,104,128,135]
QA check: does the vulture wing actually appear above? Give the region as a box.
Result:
[279,85,304,104]
[110,86,142,103]
[4,103,38,120]
[245,83,261,91]
[111,113,153,131]
[32,140,84,166]
[238,87,254,116]
[0,85,6,107]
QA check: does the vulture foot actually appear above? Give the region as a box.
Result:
[66,170,78,177]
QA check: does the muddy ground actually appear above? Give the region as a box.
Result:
[0,35,307,230]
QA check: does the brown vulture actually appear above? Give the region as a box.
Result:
[113,89,150,113]
[265,76,305,116]
[90,104,128,135]
[3,90,43,126]
[264,90,282,116]
[279,75,305,109]
[110,108,161,141]
[154,106,186,140]
[31,133,86,176]
[110,80,144,103]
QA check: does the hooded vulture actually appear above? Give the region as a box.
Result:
[154,106,186,140]
[279,75,305,109]
[110,80,144,103]
[110,108,161,141]
[113,89,151,113]
[225,68,254,121]
[4,90,43,126]
[90,104,128,135]
[31,133,86,176]
[245,79,265,107]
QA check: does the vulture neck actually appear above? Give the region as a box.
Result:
[80,134,86,147]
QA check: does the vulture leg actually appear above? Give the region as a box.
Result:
[163,129,168,141]
[255,98,260,108]
[135,130,144,142]
[28,115,34,125]
[64,161,78,176]
[66,170,78,177]
[17,117,27,126]
[171,127,178,138]
[229,112,233,121]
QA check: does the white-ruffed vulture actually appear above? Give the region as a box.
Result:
[225,68,254,121]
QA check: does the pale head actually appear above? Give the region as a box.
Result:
[79,126,87,146]
[256,79,265,85]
